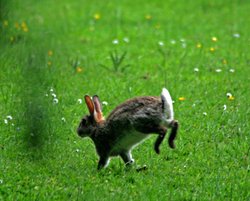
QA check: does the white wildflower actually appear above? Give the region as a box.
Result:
[223,104,227,111]
[180,38,186,43]
[194,68,199,72]
[182,43,187,48]
[158,41,164,46]
[203,112,207,116]
[77,99,83,104]
[229,69,235,73]
[53,98,59,104]
[215,69,222,73]
[170,40,176,44]
[6,115,13,120]
[112,39,119,45]
[4,119,8,124]
[123,37,129,43]
[50,88,54,92]
[61,117,66,122]
[51,93,57,98]
[76,149,80,153]
[102,101,108,106]
[226,93,232,98]
[0,179,3,184]
[233,33,240,38]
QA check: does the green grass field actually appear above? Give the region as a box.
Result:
[0,0,249,200]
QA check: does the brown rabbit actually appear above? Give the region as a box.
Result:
[77,88,179,170]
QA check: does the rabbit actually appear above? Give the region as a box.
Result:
[77,88,179,170]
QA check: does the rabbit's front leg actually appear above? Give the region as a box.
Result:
[120,151,134,166]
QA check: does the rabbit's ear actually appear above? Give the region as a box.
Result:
[93,95,105,122]
[84,95,94,116]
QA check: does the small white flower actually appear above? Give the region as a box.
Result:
[51,93,57,98]
[53,98,59,104]
[223,104,227,111]
[50,88,54,92]
[233,33,240,38]
[194,68,199,72]
[102,101,108,106]
[77,99,83,104]
[181,43,187,48]
[226,92,232,98]
[180,38,186,43]
[158,41,164,46]
[4,119,8,124]
[112,39,119,44]
[229,69,235,73]
[76,149,80,153]
[203,112,207,116]
[215,69,222,73]
[0,179,3,184]
[6,115,13,120]
[61,117,66,122]
[170,40,176,44]
[45,93,49,97]
[192,103,196,107]
[123,37,129,43]
[11,123,14,126]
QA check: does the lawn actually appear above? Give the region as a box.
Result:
[0,0,249,200]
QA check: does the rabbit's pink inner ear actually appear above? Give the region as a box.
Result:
[84,95,95,116]
[93,95,105,122]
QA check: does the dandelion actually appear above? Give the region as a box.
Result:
[48,61,52,66]
[196,43,202,48]
[223,104,227,111]
[76,67,83,73]
[233,33,240,38]
[229,69,235,73]
[215,69,222,73]
[77,99,83,104]
[94,13,101,20]
[112,39,119,45]
[48,50,53,56]
[178,97,185,101]
[21,21,28,32]
[53,98,59,104]
[203,112,207,116]
[154,24,161,29]
[158,41,164,46]
[194,68,199,72]
[145,14,152,20]
[210,47,215,52]
[211,37,218,42]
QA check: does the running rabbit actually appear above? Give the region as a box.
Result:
[77,88,179,170]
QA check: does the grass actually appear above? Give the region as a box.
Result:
[0,0,249,200]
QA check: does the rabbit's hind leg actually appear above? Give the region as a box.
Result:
[120,151,134,166]
[97,155,110,170]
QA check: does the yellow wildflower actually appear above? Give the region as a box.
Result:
[210,47,215,52]
[178,97,186,101]
[155,24,161,29]
[48,50,53,56]
[222,59,227,65]
[15,22,20,30]
[76,67,83,73]
[196,43,202,48]
[211,37,218,42]
[48,61,52,66]
[94,13,101,20]
[145,14,152,20]
[10,36,14,42]
[21,21,28,32]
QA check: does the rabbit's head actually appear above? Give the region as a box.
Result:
[77,95,105,138]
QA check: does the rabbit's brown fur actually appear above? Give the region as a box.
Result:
[77,89,179,170]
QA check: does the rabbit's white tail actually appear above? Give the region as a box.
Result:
[161,88,174,123]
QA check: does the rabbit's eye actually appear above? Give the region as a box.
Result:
[80,119,87,126]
